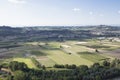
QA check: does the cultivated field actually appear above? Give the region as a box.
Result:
[0,38,120,68]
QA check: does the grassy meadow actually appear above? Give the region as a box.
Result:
[13,58,37,69]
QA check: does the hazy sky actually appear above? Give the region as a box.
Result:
[0,0,120,26]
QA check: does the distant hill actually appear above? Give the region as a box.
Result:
[0,25,120,42]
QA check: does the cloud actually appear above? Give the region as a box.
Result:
[72,8,80,12]
[118,10,120,14]
[8,0,26,4]
[89,11,93,15]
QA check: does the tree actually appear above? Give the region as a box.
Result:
[9,61,28,71]
[95,75,102,80]
[95,49,99,53]
[0,65,2,70]
[7,75,13,80]
[14,71,31,80]
[92,63,100,68]
[103,60,110,67]
[42,65,46,70]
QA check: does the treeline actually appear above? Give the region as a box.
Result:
[2,59,119,80]
[53,64,77,69]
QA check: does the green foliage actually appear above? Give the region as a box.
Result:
[4,59,120,80]
[41,65,46,70]
[7,75,13,80]
[13,58,36,69]
[102,60,110,67]
[53,64,77,69]
[14,71,31,80]
[110,58,120,68]
[95,75,102,80]
[1,63,9,68]
[95,49,99,53]
[9,61,28,71]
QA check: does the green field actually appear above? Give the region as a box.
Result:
[78,52,107,62]
[1,39,118,68]
[23,40,115,68]
[43,50,93,66]
[13,58,36,68]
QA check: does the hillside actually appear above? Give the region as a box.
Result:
[0,26,120,80]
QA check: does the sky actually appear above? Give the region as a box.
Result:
[0,0,120,26]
